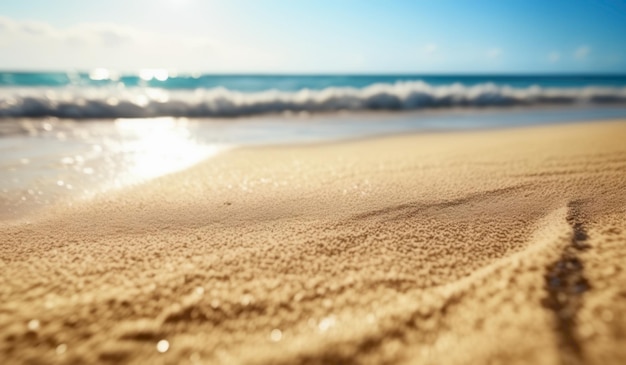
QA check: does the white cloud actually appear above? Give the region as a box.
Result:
[574,45,590,59]
[0,16,278,71]
[487,48,502,59]
[0,16,210,50]
[548,51,561,63]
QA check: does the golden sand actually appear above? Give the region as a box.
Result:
[1,120,625,364]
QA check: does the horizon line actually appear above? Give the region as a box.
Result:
[1,69,626,77]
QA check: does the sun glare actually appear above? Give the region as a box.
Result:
[163,0,191,7]
[113,118,228,185]
[89,68,119,81]
[139,69,169,82]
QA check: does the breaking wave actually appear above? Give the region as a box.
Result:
[1,81,626,118]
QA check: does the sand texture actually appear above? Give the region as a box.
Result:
[1,120,626,364]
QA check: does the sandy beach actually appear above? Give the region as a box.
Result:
[1,119,625,364]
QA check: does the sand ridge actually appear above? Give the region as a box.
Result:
[1,120,626,364]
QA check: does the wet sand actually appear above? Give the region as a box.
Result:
[1,120,625,364]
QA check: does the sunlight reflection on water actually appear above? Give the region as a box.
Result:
[0,117,229,219]
[112,118,227,186]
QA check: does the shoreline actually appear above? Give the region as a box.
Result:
[1,115,624,225]
[1,119,626,364]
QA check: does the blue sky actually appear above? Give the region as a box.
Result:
[0,0,625,73]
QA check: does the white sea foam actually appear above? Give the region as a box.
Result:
[1,81,626,118]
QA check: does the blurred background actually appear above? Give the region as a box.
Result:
[1,0,626,217]
[2,0,626,73]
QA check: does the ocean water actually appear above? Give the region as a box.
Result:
[2,72,626,218]
[1,72,626,118]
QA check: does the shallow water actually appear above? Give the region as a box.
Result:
[2,105,626,219]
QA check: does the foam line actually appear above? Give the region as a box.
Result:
[1,81,626,118]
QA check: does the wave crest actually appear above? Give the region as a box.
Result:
[1,81,626,118]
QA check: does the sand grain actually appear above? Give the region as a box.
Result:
[1,120,626,364]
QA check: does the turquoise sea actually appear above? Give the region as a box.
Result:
[2,72,626,217]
